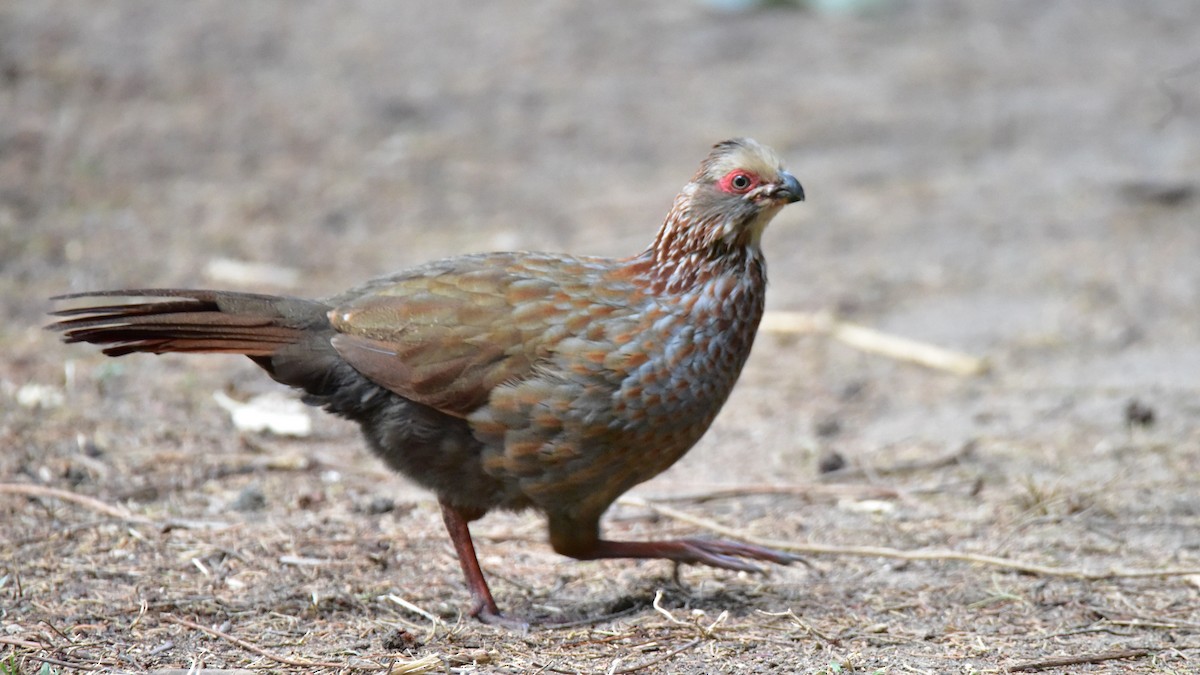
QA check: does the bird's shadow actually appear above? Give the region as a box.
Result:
[522,571,802,630]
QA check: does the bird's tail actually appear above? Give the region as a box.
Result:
[48,289,331,358]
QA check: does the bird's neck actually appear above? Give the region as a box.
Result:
[639,199,767,297]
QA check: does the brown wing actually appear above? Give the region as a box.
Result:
[327,253,583,418]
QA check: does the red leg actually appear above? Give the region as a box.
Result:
[438,500,527,629]
[568,538,797,572]
[549,514,797,572]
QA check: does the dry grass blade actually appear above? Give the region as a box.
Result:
[163,615,365,670]
[651,589,691,627]
[382,593,446,628]
[608,638,702,674]
[386,654,444,674]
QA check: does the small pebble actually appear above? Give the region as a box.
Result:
[231,484,266,512]
[1124,399,1155,429]
[382,628,420,650]
[818,449,847,473]
[358,496,396,514]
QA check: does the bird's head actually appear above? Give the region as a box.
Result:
[652,138,804,266]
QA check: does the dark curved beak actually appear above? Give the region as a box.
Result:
[777,171,804,203]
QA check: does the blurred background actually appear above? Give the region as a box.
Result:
[3,0,1198,492]
[2,2,1199,668]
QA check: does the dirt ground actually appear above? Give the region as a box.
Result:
[2,1,1199,673]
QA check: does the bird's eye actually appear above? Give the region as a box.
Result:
[721,170,758,194]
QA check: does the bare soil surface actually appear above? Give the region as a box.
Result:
[2,1,1199,673]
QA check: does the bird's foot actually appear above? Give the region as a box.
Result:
[567,537,798,573]
[670,538,800,572]
[471,600,530,632]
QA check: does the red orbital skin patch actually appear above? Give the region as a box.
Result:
[718,170,760,194]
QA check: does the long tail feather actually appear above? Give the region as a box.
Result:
[48,290,327,358]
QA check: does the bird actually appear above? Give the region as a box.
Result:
[49,138,805,625]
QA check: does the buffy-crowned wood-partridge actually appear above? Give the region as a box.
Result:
[50,138,805,625]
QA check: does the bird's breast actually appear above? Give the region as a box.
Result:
[467,255,767,512]
[608,269,765,437]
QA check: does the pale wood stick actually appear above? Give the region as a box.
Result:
[0,482,152,524]
[760,310,989,376]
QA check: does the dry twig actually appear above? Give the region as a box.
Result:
[1009,648,1152,672]
[0,636,50,650]
[646,482,901,503]
[0,482,152,523]
[817,442,974,482]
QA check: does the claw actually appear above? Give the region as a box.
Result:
[474,606,531,632]
[678,538,796,572]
